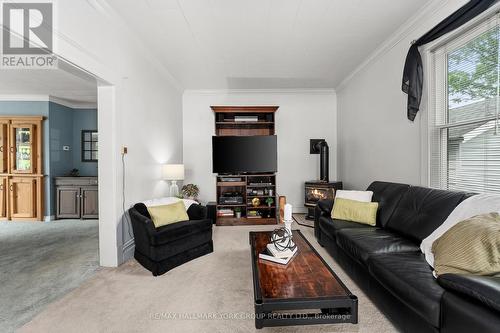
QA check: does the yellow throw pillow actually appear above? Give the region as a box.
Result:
[332,197,378,226]
[432,212,500,276]
[147,201,189,228]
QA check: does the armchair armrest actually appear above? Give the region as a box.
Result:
[438,273,500,313]
[128,207,157,255]
[187,204,207,220]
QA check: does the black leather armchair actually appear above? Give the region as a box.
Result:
[128,202,213,276]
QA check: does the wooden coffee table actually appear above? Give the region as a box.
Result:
[249,230,358,329]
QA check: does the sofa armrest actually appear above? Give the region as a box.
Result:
[314,199,333,238]
[438,273,500,313]
[317,199,333,215]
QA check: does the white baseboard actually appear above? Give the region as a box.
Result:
[122,238,135,262]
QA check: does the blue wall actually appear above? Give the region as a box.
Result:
[48,102,97,216]
[73,109,98,176]
[49,103,74,178]
[0,101,97,218]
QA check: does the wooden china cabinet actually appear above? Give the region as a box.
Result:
[0,116,44,221]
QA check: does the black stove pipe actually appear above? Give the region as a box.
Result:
[317,141,329,182]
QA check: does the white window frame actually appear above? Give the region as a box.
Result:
[422,6,500,190]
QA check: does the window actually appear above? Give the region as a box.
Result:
[430,15,500,194]
[81,130,98,162]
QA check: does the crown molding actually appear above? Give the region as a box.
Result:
[0,95,97,108]
[335,0,457,91]
[0,95,50,101]
[49,96,97,109]
[183,88,336,96]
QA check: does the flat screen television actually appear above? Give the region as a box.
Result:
[212,135,277,174]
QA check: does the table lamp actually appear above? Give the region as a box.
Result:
[162,164,184,197]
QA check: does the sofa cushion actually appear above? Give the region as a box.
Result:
[432,212,500,276]
[368,253,444,328]
[332,198,378,226]
[147,201,190,228]
[318,216,369,240]
[336,228,419,266]
[366,181,410,227]
[385,186,467,242]
[150,218,212,246]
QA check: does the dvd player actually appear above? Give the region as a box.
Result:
[219,196,244,204]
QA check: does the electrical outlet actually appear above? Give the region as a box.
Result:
[121,146,128,154]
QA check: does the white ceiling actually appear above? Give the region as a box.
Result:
[0,67,97,105]
[107,0,430,89]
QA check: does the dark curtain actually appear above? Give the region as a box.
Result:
[402,0,497,121]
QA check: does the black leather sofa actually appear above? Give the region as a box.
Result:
[129,202,213,276]
[315,181,500,332]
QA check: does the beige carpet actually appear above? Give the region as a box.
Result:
[19,225,397,333]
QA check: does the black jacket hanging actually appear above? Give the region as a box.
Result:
[402,0,496,121]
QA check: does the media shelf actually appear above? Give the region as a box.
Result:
[211,106,277,136]
[212,106,279,226]
[215,174,277,226]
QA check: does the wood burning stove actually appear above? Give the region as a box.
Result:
[304,181,342,219]
[305,139,342,219]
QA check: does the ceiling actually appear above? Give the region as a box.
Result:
[107,0,431,89]
[0,69,97,104]
[0,66,97,105]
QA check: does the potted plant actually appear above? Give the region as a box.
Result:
[181,184,199,200]
[265,197,274,207]
[234,207,242,218]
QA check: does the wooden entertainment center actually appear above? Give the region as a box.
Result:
[211,106,278,226]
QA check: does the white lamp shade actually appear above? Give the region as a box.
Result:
[162,164,184,180]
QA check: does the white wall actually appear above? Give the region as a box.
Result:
[183,90,337,213]
[336,0,469,190]
[55,1,183,266]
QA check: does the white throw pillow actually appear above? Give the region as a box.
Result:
[142,197,197,210]
[335,190,373,202]
[420,193,500,268]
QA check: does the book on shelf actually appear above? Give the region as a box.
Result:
[217,208,235,217]
[247,210,260,218]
